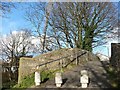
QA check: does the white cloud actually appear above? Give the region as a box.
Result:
[12,30,18,35]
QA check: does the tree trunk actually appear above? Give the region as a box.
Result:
[83,27,94,52]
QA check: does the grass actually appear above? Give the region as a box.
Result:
[41,70,55,83]
[12,69,61,89]
[13,73,34,88]
[12,65,71,89]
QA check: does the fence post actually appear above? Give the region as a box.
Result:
[61,59,63,72]
[76,51,78,65]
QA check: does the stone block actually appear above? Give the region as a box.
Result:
[81,70,88,75]
[80,74,89,83]
[55,72,62,87]
[81,83,87,88]
[35,71,41,86]
[80,70,89,88]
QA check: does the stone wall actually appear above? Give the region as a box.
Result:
[18,56,71,84]
[18,57,40,84]
[18,48,99,84]
[0,64,2,89]
[110,43,120,71]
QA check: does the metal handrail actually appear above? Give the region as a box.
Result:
[36,50,87,68]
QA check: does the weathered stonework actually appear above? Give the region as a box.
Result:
[110,43,120,70]
[18,48,98,84]
[110,43,120,84]
[18,57,40,84]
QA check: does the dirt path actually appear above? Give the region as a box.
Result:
[33,60,112,88]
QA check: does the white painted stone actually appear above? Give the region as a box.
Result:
[80,70,89,88]
[81,83,87,88]
[56,83,62,87]
[81,70,88,75]
[36,66,39,69]
[55,72,62,87]
[80,74,89,83]
[35,71,41,86]
[35,82,40,86]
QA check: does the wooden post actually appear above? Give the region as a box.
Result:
[76,50,78,65]
[59,61,60,71]
[61,59,63,72]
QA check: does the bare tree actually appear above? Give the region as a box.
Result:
[25,3,46,53]
[1,29,32,61]
[0,29,32,81]
[25,2,57,53]
[42,3,53,53]
[24,2,118,52]
[0,2,15,17]
[49,2,118,52]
